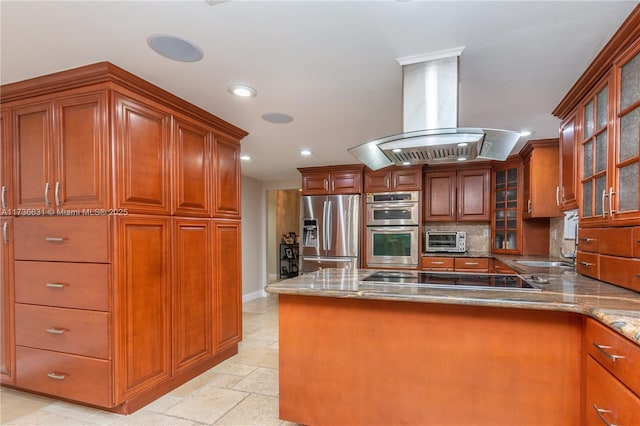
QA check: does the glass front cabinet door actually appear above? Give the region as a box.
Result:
[493,165,520,253]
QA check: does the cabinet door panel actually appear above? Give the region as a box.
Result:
[301,172,329,195]
[55,92,108,209]
[424,172,455,221]
[213,136,240,217]
[393,168,421,191]
[172,219,212,373]
[13,102,52,209]
[559,115,577,210]
[114,94,171,214]
[364,170,391,193]
[1,108,12,210]
[1,217,13,383]
[213,220,241,351]
[173,119,211,216]
[458,169,490,221]
[331,171,362,194]
[115,217,171,400]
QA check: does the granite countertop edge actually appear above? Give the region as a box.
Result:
[266,258,640,345]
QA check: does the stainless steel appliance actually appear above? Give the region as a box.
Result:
[366,226,419,267]
[300,194,360,273]
[365,191,420,226]
[365,191,420,268]
[425,230,467,253]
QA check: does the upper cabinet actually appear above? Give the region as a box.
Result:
[521,139,563,219]
[611,38,640,224]
[553,7,640,227]
[423,167,490,222]
[213,135,241,218]
[364,166,422,193]
[558,113,578,211]
[12,92,109,211]
[298,165,364,195]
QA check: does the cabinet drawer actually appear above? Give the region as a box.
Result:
[454,257,490,271]
[14,216,109,262]
[584,356,640,426]
[15,304,109,359]
[585,318,640,396]
[15,261,109,311]
[576,251,598,278]
[634,227,640,258]
[16,346,111,408]
[492,260,516,274]
[598,227,634,257]
[421,257,454,271]
[599,255,640,292]
[577,228,599,253]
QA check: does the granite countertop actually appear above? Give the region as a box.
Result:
[265,256,640,346]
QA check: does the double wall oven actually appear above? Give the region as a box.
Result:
[365,191,420,268]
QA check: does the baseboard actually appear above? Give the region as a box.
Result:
[242,289,268,303]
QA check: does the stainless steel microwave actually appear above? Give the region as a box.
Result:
[425,231,467,253]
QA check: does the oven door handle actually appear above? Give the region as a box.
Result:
[368,226,418,232]
[367,202,417,209]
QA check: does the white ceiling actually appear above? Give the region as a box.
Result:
[1,1,638,183]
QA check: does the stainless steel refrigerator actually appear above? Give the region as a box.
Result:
[300,194,360,273]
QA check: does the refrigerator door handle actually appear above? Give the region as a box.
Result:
[326,200,332,250]
[322,200,329,251]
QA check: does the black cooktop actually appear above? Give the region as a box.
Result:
[362,271,539,290]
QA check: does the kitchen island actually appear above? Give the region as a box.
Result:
[265,263,640,425]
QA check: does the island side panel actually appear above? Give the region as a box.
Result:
[278,294,581,426]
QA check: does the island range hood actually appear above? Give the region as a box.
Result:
[348,48,522,170]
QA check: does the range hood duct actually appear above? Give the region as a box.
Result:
[348,48,521,170]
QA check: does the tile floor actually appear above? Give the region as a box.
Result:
[0,295,296,426]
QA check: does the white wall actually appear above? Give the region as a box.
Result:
[241,175,267,302]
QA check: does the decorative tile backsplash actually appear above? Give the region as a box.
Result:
[549,216,578,259]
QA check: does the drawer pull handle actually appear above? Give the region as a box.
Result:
[431,261,444,265]
[579,261,594,267]
[47,372,67,381]
[44,182,50,206]
[46,328,66,335]
[593,404,617,426]
[55,181,62,206]
[1,185,7,209]
[2,222,8,245]
[578,238,595,242]
[45,237,65,242]
[465,262,479,265]
[46,283,65,289]
[593,343,625,363]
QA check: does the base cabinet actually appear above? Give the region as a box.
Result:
[1,62,246,413]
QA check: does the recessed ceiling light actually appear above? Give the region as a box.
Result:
[392,148,402,153]
[147,34,203,62]
[240,155,251,161]
[457,157,467,161]
[228,84,257,98]
[262,113,293,124]
[300,149,312,156]
[519,131,532,137]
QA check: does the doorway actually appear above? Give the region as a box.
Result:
[266,189,300,283]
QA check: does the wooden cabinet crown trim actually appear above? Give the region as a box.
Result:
[552,5,640,119]
[297,164,365,174]
[0,62,248,140]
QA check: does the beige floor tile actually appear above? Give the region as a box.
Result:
[234,344,279,369]
[231,368,278,397]
[164,386,248,424]
[214,394,280,426]
[41,401,122,425]
[208,359,257,377]
[4,410,92,426]
[169,372,242,398]
[111,411,200,426]
[0,388,56,424]
[139,394,183,413]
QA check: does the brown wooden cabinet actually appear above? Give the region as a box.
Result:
[583,318,640,426]
[13,92,109,211]
[364,166,422,192]
[0,217,13,384]
[423,167,490,222]
[1,62,247,413]
[521,139,562,219]
[213,136,241,218]
[172,118,212,217]
[1,108,12,211]
[114,91,171,215]
[298,165,364,195]
[558,113,578,211]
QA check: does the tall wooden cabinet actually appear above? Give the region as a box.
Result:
[0,62,247,413]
